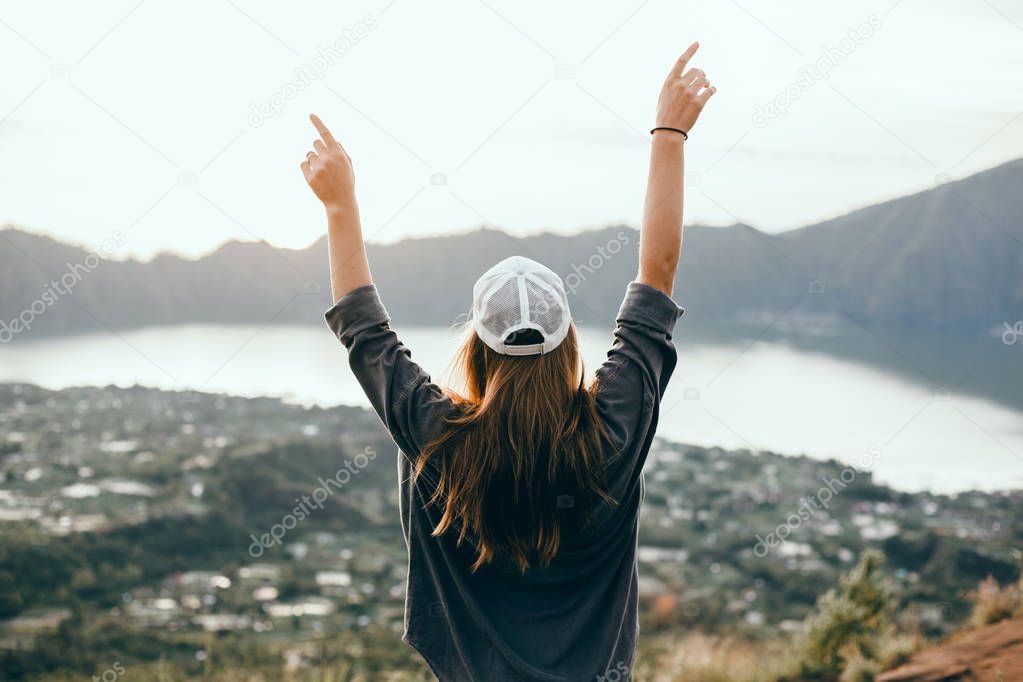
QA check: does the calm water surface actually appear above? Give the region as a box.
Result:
[3,324,1021,494]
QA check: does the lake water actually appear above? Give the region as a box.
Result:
[3,324,1022,494]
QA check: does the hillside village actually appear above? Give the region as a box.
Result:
[1,383,1020,678]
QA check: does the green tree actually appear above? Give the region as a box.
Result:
[781,549,891,680]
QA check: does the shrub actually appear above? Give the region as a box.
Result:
[968,575,1019,627]
[777,549,894,680]
[838,654,878,682]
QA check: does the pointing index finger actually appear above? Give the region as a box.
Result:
[310,113,336,146]
[668,42,700,80]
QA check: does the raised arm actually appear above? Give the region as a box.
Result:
[303,114,455,484]
[637,43,716,296]
[301,113,371,302]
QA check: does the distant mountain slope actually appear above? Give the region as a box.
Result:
[1,159,1020,339]
[775,159,1023,331]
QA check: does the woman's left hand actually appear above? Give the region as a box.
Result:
[301,114,356,211]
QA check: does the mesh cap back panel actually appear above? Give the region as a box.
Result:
[481,278,522,340]
[524,277,564,335]
[470,256,572,356]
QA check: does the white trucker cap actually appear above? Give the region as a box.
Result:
[471,256,572,356]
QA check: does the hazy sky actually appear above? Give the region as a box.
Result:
[1,0,1021,258]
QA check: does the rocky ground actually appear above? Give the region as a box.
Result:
[879,619,1023,682]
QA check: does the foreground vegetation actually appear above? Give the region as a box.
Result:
[18,556,1023,681]
[2,384,1021,680]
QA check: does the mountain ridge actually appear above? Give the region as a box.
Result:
[1,158,1020,339]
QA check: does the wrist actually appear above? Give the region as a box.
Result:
[652,132,685,159]
[324,198,358,219]
[651,125,688,139]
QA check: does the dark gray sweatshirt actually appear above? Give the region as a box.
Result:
[325,281,683,682]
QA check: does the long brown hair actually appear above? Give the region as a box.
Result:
[415,324,613,572]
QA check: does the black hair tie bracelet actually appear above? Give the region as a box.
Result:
[650,126,688,140]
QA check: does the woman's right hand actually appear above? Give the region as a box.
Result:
[655,42,716,134]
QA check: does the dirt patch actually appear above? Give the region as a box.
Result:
[878,619,1023,681]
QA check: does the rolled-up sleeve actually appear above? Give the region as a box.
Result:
[325,284,454,485]
[594,282,684,492]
